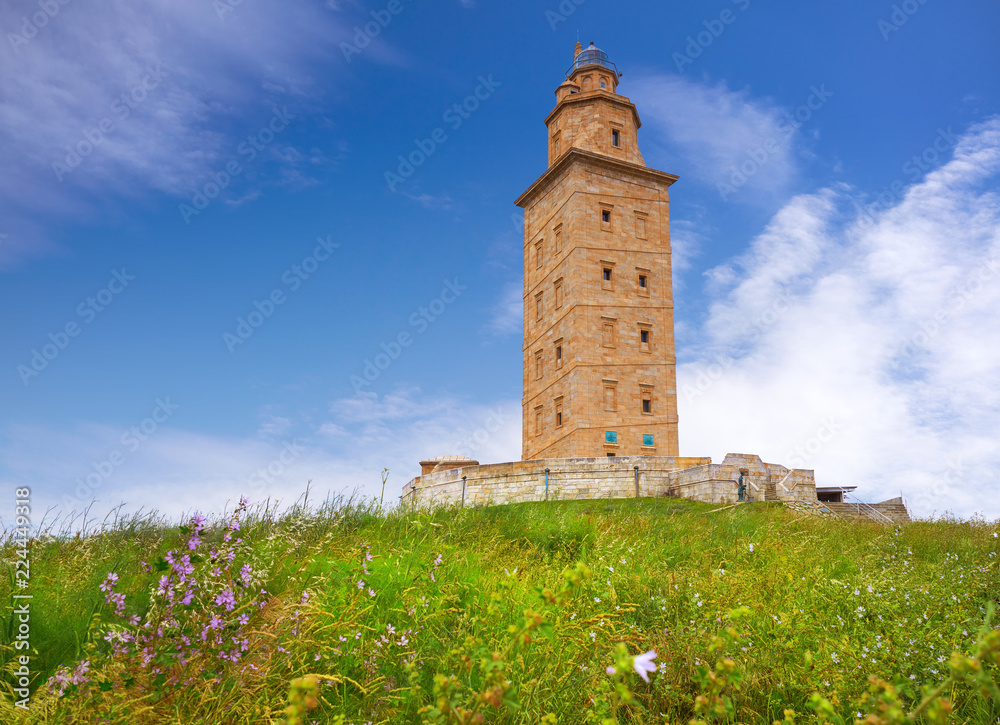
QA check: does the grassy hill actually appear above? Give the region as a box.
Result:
[1,496,998,724]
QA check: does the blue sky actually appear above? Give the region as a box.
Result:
[2,0,999,525]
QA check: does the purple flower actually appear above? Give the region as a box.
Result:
[633,650,658,683]
[238,614,250,626]
[215,590,237,611]
[70,660,91,686]
[99,573,119,592]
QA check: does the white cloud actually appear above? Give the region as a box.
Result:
[0,388,521,529]
[401,190,455,209]
[632,74,817,204]
[678,118,1000,519]
[482,282,523,338]
[0,0,351,268]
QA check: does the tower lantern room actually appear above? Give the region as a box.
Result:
[546,42,644,168]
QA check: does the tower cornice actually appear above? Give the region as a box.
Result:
[515,148,679,209]
[544,91,642,131]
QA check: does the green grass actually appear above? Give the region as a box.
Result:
[1,495,998,724]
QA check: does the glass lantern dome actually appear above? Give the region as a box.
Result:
[567,42,619,77]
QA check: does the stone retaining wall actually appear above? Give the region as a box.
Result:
[402,453,817,507]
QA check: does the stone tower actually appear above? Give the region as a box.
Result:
[515,42,680,461]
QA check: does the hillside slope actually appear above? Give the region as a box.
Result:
[2,497,999,724]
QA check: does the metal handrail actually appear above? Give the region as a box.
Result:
[839,489,895,525]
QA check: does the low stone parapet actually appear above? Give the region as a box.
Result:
[401,453,817,507]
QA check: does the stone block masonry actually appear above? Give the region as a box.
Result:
[401,453,817,508]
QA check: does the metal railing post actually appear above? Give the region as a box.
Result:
[634,466,640,498]
[461,476,467,508]
[544,468,550,501]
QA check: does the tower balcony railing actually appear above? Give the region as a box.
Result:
[567,53,620,78]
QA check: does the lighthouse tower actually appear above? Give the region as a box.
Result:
[516,42,680,461]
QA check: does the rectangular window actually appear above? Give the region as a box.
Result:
[612,129,620,147]
[535,407,543,437]
[555,343,563,368]
[554,279,563,309]
[639,326,651,353]
[535,240,543,269]
[636,268,650,297]
[555,398,564,428]
[641,388,653,415]
[602,210,611,224]
[554,224,563,254]
[535,351,543,380]
[535,292,543,321]
[601,262,615,291]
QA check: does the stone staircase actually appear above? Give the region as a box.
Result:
[821,498,911,524]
